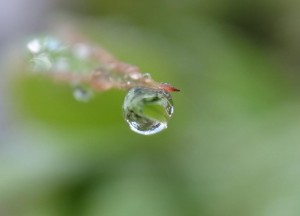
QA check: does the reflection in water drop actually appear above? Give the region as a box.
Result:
[123,87,174,135]
[73,85,93,102]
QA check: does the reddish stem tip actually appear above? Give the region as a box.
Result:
[160,84,180,92]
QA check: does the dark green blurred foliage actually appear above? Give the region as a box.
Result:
[4,0,300,215]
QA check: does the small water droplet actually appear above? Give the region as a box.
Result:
[143,73,151,79]
[73,86,93,102]
[129,73,142,80]
[123,87,174,135]
[27,39,42,53]
[30,53,52,71]
[43,37,63,52]
[53,57,69,72]
[73,43,90,59]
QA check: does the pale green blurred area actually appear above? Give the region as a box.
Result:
[2,0,300,215]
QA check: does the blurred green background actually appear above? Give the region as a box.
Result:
[2,0,300,215]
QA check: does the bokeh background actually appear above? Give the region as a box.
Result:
[2,0,300,215]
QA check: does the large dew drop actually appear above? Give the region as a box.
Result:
[123,87,174,135]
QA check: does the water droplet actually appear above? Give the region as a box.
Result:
[123,87,174,135]
[142,73,151,79]
[30,53,52,71]
[129,73,141,80]
[43,37,63,52]
[73,85,93,102]
[73,43,90,59]
[52,57,69,72]
[27,39,42,53]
